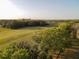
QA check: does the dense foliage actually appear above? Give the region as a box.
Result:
[0,20,49,29]
[33,22,73,59]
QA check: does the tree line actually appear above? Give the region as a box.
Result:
[0,20,49,29]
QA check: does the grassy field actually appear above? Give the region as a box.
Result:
[0,27,50,48]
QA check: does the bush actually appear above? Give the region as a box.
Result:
[0,41,30,59]
[11,49,29,59]
[33,22,73,59]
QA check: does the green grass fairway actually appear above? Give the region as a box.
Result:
[0,27,49,48]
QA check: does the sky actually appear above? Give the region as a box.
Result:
[0,0,79,19]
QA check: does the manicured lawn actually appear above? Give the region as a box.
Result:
[0,27,49,48]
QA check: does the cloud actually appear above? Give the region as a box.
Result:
[0,0,24,19]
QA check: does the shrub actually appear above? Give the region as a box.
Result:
[11,49,29,59]
[33,22,73,59]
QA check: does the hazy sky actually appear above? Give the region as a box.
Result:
[0,0,79,19]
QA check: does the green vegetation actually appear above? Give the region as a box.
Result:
[0,20,79,59]
[0,20,49,29]
[33,22,73,59]
[0,20,74,59]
